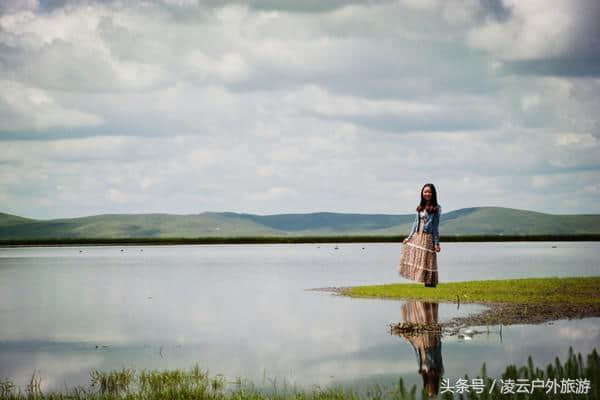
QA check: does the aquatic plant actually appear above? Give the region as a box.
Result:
[0,347,597,399]
[442,347,599,399]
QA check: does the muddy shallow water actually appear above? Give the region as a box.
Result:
[0,242,598,392]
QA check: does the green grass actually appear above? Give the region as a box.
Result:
[0,347,598,399]
[340,276,600,305]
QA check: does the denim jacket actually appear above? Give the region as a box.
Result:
[406,205,441,246]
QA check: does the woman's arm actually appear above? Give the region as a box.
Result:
[432,206,441,247]
[405,212,418,241]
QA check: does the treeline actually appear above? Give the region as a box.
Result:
[1,234,599,246]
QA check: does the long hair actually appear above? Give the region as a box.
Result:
[416,183,440,214]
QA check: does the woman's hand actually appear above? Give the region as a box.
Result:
[435,244,441,252]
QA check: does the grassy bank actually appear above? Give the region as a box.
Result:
[1,234,599,246]
[1,346,598,399]
[325,277,600,326]
[336,277,600,305]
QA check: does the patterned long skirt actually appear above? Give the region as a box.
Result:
[398,232,438,286]
[401,301,444,373]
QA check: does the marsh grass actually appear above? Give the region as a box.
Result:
[451,347,600,400]
[90,368,134,396]
[0,347,598,399]
[85,365,227,399]
[340,277,600,305]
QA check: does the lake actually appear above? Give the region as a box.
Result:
[0,242,599,394]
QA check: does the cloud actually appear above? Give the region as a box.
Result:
[0,80,103,133]
[2,121,599,218]
[467,0,600,77]
[0,0,599,216]
[0,0,38,14]
[160,0,393,13]
[0,6,173,92]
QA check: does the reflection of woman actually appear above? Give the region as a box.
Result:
[400,301,444,398]
[398,183,441,287]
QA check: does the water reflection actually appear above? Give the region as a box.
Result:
[1,244,599,392]
[396,301,444,398]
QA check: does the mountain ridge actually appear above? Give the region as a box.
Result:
[1,207,599,239]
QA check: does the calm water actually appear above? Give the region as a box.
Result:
[0,242,599,393]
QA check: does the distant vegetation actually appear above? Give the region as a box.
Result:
[1,234,599,246]
[1,207,599,241]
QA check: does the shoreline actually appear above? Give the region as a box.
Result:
[309,282,600,328]
[1,234,599,247]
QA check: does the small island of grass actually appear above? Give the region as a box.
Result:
[314,276,600,327]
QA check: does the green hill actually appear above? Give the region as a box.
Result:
[0,207,598,239]
[440,207,599,235]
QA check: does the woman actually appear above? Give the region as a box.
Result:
[398,183,441,287]
[399,301,444,397]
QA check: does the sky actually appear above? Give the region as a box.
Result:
[1,0,599,219]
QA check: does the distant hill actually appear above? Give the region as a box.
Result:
[1,207,599,239]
